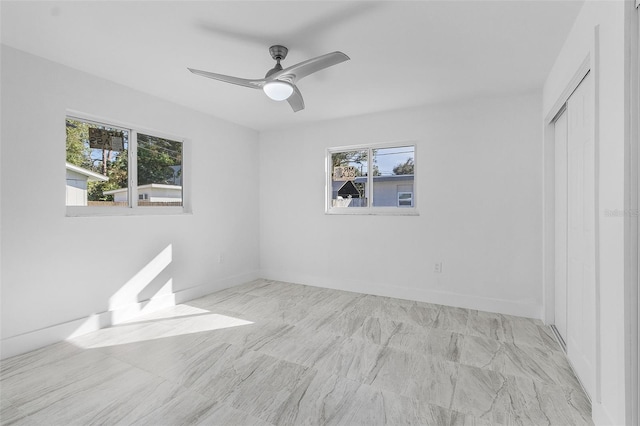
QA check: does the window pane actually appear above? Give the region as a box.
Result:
[331,150,368,207]
[65,118,129,207]
[137,133,183,207]
[372,146,415,207]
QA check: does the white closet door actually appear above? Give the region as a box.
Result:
[566,71,596,398]
[554,110,568,344]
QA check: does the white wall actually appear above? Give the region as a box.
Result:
[542,1,631,424]
[259,93,543,318]
[0,46,260,358]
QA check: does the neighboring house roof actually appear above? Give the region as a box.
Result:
[337,180,361,198]
[103,183,182,195]
[65,162,109,182]
[332,174,414,192]
[354,174,414,183]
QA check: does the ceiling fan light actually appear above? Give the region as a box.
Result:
[263,81,293,101]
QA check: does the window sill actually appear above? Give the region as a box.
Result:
[66,206,191,217]
[325,208,419,216]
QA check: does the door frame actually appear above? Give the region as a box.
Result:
[542,28,600,402]
[544,6,640,421]
[626,2,639,424]
[552,107,568,349]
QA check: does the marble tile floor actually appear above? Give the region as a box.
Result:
[1,279,593,425]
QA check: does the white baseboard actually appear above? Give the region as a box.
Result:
[172,270,261,305]
[0,270,260,360]
[260,269,543,320]
[2,269,541,359]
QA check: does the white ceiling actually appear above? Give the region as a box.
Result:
[1,1,583,131]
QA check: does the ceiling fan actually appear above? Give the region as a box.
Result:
[188,45,349,112]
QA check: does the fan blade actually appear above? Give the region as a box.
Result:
[187,68,265,89]
[287,85,305,112]
[271,52,349,84]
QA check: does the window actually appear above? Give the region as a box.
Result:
[330,149,368,208]
[328,143,416,214]
[137,133,183,207]
[65,116,185,213]
[65,118,129,207]
[398,192,413,207]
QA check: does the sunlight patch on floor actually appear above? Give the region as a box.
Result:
[69,310,253,349]
[122,303,211,323]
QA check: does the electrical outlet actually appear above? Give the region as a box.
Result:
[434,262,442,273]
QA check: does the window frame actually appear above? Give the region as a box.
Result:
[65,111,189,217]
[326,141,418,216]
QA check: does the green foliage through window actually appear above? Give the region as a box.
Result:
[65,118,129,202]
[137,134,182,186]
